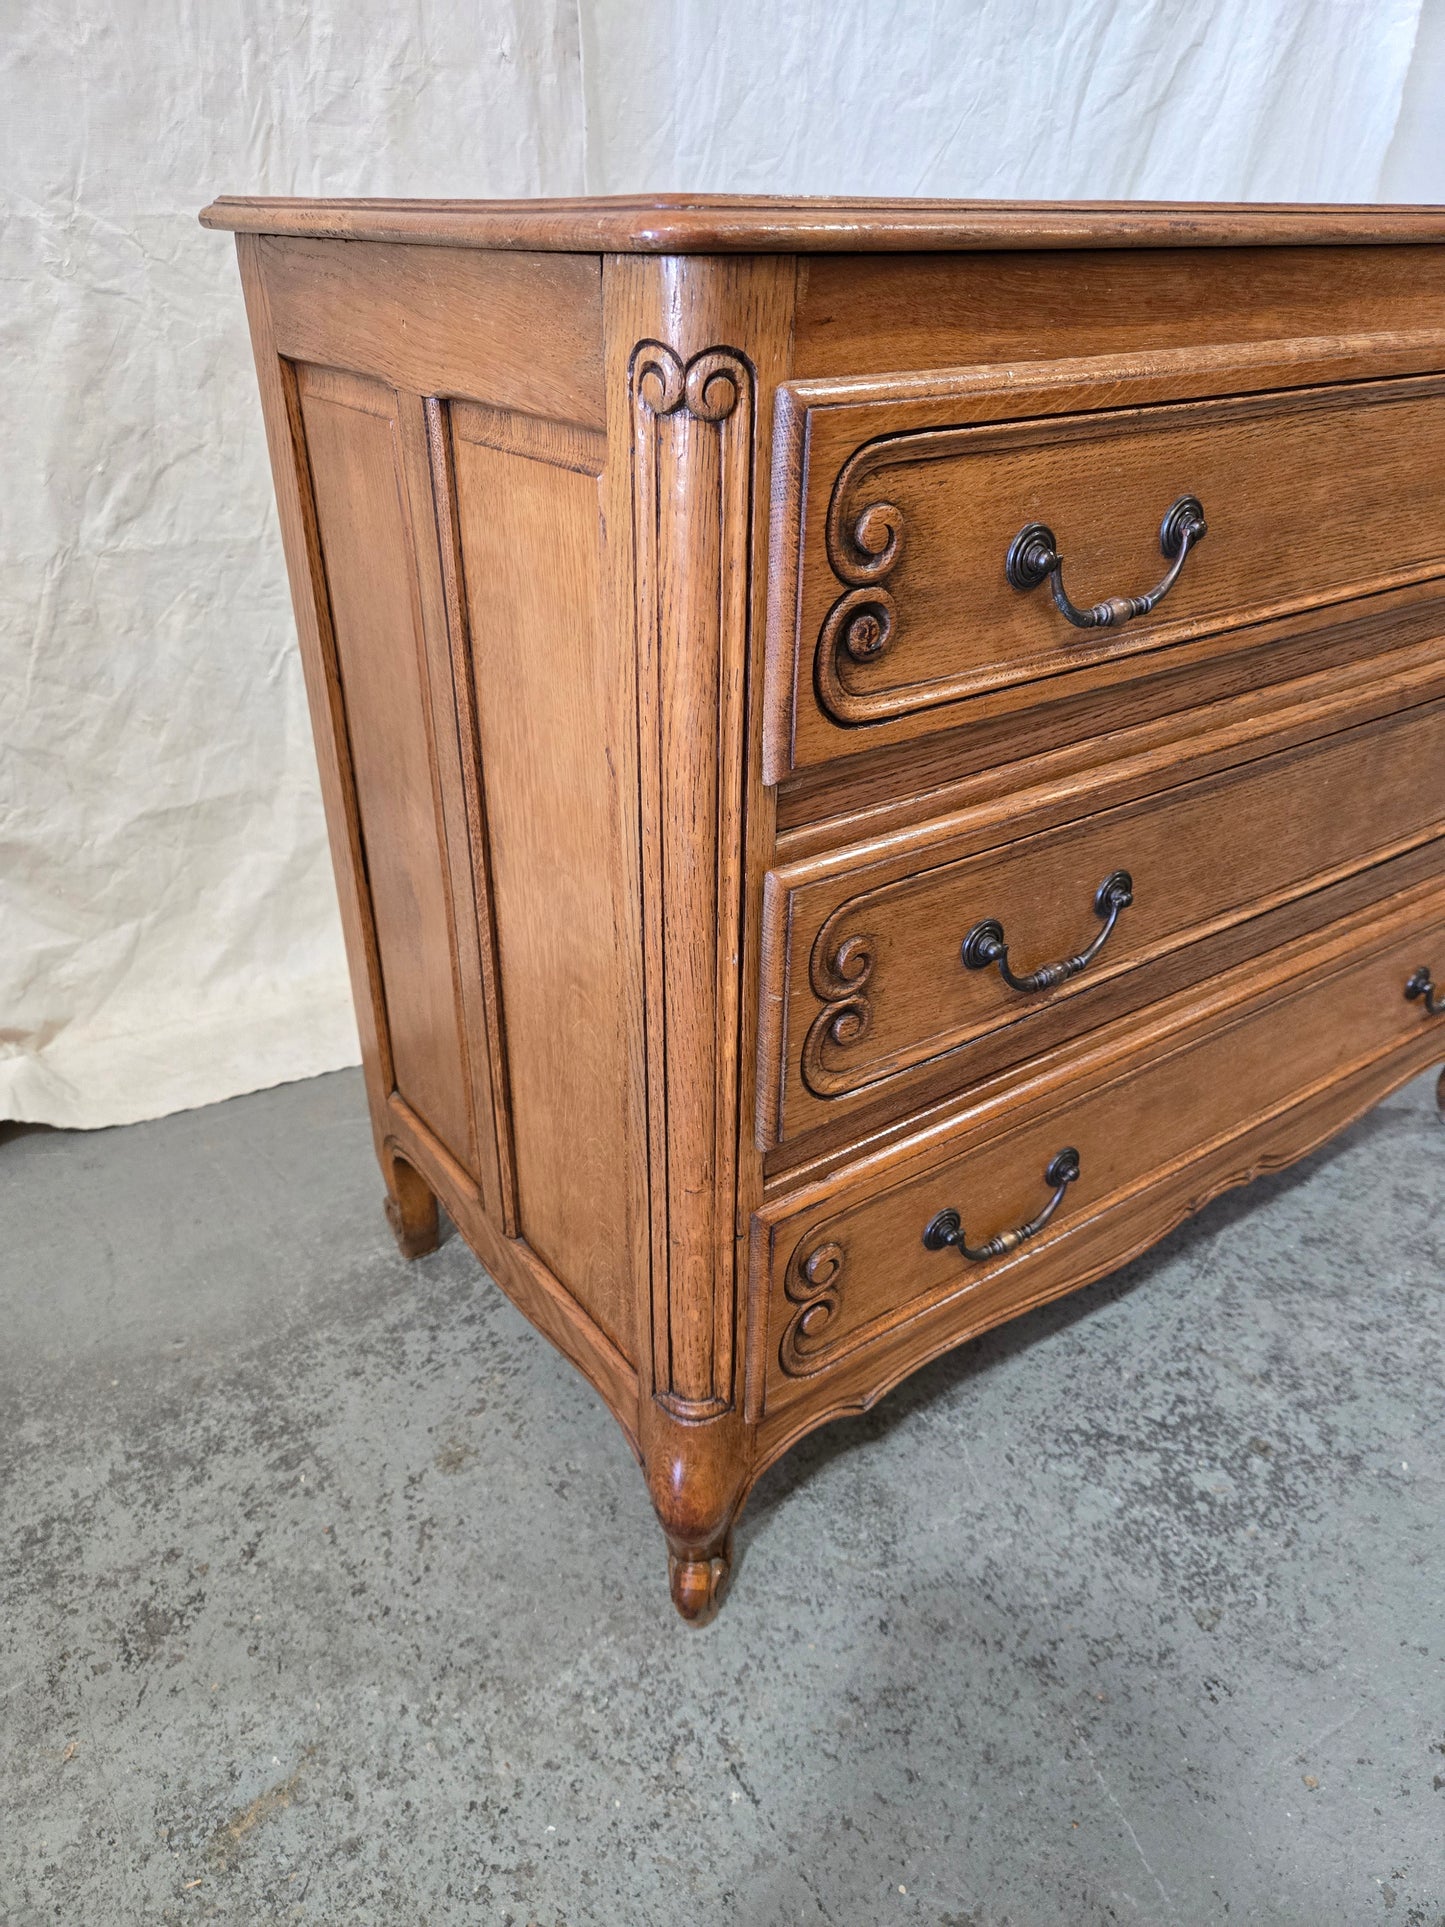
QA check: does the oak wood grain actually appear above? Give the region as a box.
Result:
[234,244,398,1191]
[751,880,1445,1419]
[220,208,1445,1621]
[449,411,645,1364]
[765,840,1445,1192]
[768,336,1445,777]
[598,255,798,1619]
[421,399,515,1231]
[386,1094,641,1451]
[763,693,1445,1145]
[201,194,1445,253]
[257,236,605,426]
[748,1033,1442,1473]
[775,586,1445,843]
[295,369,480,1176]
[793,247,1445,375]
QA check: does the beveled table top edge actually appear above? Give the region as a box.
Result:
[198,193,1445,253]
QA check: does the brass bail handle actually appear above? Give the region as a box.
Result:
[1006,494,1207,630]
[923,1148,1081,1264]
[962,870,1134,995]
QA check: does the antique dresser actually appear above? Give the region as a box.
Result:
[202,196,1445,1622]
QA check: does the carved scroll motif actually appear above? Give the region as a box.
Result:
[800,925,878,1098]
[634,342,746,425]
[779,1237,847,1376]
[814,446,907,724]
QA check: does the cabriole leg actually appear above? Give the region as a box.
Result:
[381,1140,440,1260]
[642,1404,750,1627]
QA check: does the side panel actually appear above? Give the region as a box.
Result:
[239,232,644,1410]
[296,366,478,1171]
[257,235,606,426]
[449,405,645,1362]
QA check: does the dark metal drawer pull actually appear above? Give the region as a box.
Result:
[1405,966,1445,1016]
[924,1148,1081,1263]
[962,869,1134,994]
[1006,494,1206,630]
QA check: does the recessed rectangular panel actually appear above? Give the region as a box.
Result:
[761,692,1445,1149]
[299,370,477,1172]
[450,418,641,1362]
[766,334,1445,777]
[757,886,1445,1414]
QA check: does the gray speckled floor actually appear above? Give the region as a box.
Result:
[2,1067,1443,1926]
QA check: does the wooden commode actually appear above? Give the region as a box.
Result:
[201,195,1445,1621]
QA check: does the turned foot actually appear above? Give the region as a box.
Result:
[642,1402,749,1627]
[382,1143,440,1260]
[1437,1067,1445,1123]
[667,1534,733,1626]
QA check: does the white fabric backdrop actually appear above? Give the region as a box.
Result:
[2,0,1440,1128]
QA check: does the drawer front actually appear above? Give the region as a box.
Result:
[752,886,1445,1416]
[764,334,1445,780]
[761,696,1445,1148]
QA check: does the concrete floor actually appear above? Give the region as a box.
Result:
[2,1069,1443,1926]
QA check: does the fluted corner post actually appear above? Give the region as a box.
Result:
[604,256,796,1617]
[615,260,792,1420]
[629,334,754,1418]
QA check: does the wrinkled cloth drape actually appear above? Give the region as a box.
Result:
[1,0,1435,1127]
